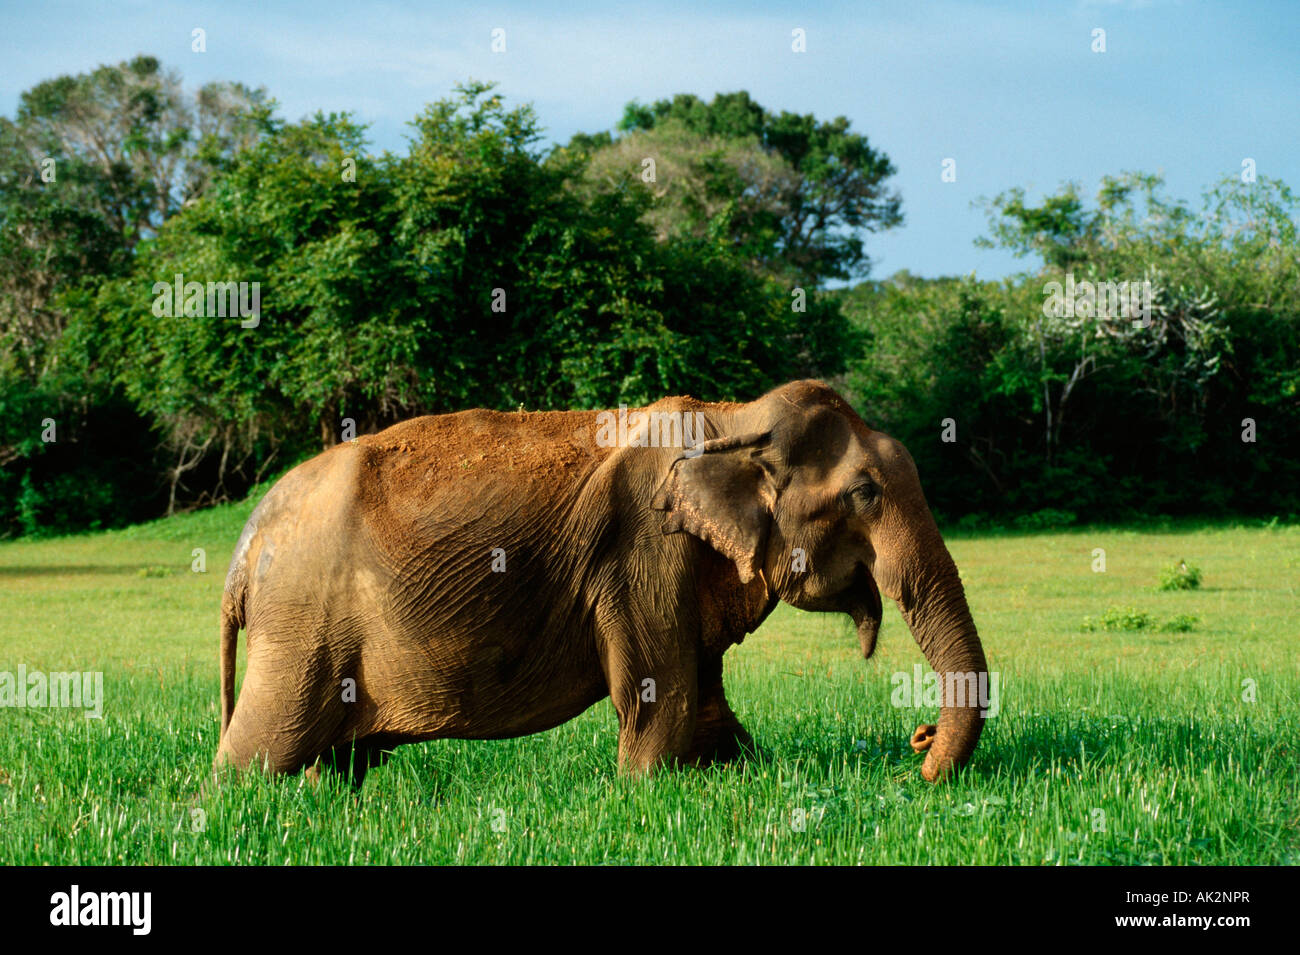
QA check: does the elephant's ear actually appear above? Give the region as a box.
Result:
[651,431,775,584]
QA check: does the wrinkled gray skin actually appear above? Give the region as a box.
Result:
[214,380,988,784]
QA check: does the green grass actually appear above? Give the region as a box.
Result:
[1,503,1297,865]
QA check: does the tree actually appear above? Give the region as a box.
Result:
[0,55,268,389]
[0,57,270,534]
[843,172,1299,522]
[564,91,902,285]
[87,110,391,509]
[8,56,268,247]
[566,118,798,271]
[80,82,858,518]
[978,173,1249,467]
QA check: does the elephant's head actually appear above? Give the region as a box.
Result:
[653,380,988,781]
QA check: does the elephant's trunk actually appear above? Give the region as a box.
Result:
[899,546,989,783]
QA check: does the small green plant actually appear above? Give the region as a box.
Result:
[1158,559,1201,591]
[1159,613,1201,633]
[1082,606,1153,632]
[1082,606,1200,633]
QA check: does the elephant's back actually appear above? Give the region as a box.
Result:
[351,408,614,530]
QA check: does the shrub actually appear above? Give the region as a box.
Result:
[1158,560,1202,591]
[1082,606,1154,632]
[1012,508,1077,531]
[1082,606,1200,633]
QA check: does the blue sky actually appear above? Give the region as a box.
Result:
[3,0,1297,282]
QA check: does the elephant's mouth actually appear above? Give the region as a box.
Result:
[846,566,883,659]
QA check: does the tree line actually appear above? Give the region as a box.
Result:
[1,57,1296,536]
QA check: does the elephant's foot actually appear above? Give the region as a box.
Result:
[910,724,937,752]
[685,720,755,767]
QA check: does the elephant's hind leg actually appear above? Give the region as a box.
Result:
[213,711,322,778]
[212,657,346,779]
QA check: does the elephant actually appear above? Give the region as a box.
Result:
[213,379,988,785]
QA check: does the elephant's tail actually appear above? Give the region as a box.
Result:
[219,605,238,739]
[219,524,253,742]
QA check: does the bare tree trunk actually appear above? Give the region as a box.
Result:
[1039,317,1053,467]
[166,432,214,516]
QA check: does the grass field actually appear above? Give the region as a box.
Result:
[0,498,1296,865]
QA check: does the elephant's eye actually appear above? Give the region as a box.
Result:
[846,482,880,511]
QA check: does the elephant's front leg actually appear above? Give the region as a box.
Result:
[604,627,699,774]
[684,654,753,767]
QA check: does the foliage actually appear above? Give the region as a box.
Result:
[1157,560,1202,591]
[0,55,268,377]
[564,90,902,285]
[844,173,1300,520]
[52,81,856,524]
[1081,606,1202,633]
[3,60,1299,535]
[1082,606,1154,632]
[563,117,797,273]
[0,56,269,534]
[1011,508,1077,531]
